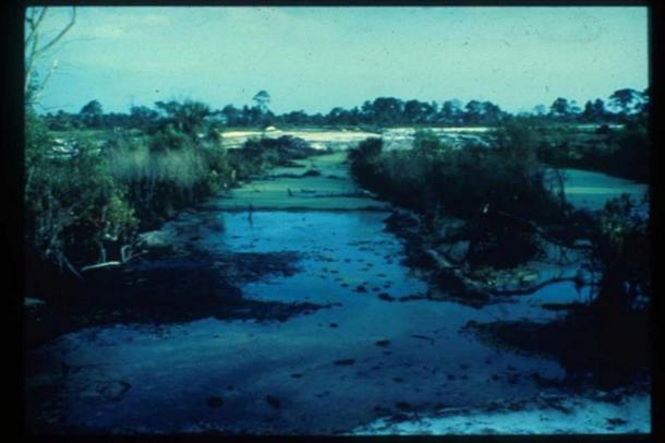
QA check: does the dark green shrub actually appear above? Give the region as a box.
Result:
[587,194,650,313]
[25,112,138,268]
[231,135,318,180]
[348,121,568,267]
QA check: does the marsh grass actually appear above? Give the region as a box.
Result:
[107,141,208,190]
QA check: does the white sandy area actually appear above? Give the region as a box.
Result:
[221,129,381,148]
[352,392,650,435]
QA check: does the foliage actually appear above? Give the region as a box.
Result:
[25,110,138,269]
[586,194,650,314]
[104,122,233,228]
[26,97,241,276]
[252,90,271,113]
[549,97,580,121]
[153,100,212,138]
[537,108,649,182]
[608,88,647,116]
[348,121,568,268]
[38,86,646,134]
[79,100,104,128]
[582,99,608,122]
[229,135,319,180]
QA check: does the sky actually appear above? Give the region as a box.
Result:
[28,6,648,115]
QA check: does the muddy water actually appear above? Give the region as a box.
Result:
[25,153,647,434]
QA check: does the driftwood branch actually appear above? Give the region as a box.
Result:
[488,277,580,296]
[120,245,132,263]
[427,248,584,298]
[425,249,489,295]
[80,241,137,273]
[80,261,122,272]
[57,251,83,280]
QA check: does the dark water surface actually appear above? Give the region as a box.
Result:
[25,166,649,434]
[27,210,586,434]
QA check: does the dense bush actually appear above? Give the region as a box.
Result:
[537,119,649,182]
[349,124,566,221]
[586,194,650,314]
[348,122,569,267]
[26,103,323,280]
[229,135,320,180]
[25,110,138,270]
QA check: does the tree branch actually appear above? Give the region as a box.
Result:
[80,261,122,272]
[24,7,76,99]
[25,7,47,47]
[426,247,585,298]
[34,7,77,56]
[57,251,83,280]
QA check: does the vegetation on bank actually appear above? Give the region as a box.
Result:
[25,100,320,283]
[347,120,650,316]
[537,117,649,182]
[40,85,650,183]
[349,121,570,268]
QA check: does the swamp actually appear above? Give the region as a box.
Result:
[22,5,652,437]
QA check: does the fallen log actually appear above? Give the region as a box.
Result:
[426,248,585,297]
[80,261,122,272]
[424,249,491,296]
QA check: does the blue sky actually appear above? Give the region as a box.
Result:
[29,6,648,115]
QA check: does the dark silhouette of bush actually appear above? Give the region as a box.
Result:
[586,194,650,314]
[229,135,319,181]
[348,122,568,268]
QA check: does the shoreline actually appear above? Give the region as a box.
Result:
[24,147,651,435]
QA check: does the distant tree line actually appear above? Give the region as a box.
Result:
[536,91,649,182]
[42,87,649,132]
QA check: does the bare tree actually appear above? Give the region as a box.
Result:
[24,6,76,104]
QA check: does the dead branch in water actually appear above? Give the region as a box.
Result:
[80,261,122,272]
[426,248,584,298]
